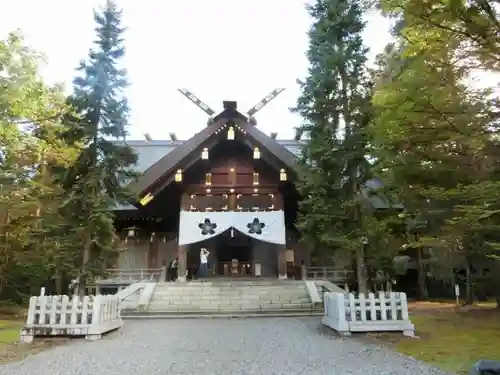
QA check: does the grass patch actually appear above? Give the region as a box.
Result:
[0,306,70,364]
[0,325,23,344]
[0,320,21,329]
[370,303,500,374]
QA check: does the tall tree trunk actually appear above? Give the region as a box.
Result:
[54,271,62,295]
[464,259,474,305]
[78,236,92,298]
[416,248,428,299]
[356,245,368,294]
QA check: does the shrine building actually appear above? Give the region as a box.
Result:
[113,91,309,281]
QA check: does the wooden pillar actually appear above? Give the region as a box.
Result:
[177,193,189,282]
[277,244,287,279]
[148,239,159,269]
[177,245,187,282]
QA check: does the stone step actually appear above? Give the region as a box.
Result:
[156,286,306,293]
[154,284,305,288]
[154,286,306,291]
[149,301,311,306]
[158,281,305,285]
[147,281,313,318]
[122,310,323,319]
[154,288,308,293]
[152,294,306,299]
[149,300,312,306]
[154,293,308,299]
[149,297,311,304]
[153,287,306,294]
[147,302,314,311]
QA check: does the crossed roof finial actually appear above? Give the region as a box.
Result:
[177,88,285,126]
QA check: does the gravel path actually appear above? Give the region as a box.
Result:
[0,318,449,375]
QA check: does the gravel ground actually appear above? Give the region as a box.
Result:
[0,318,449,375]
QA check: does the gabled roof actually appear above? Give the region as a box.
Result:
[127,114,301,198]
[234,118,298,171]
[127,118,227,195]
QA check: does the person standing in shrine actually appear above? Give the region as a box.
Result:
[199,248,210,281]
[169,257,178,282]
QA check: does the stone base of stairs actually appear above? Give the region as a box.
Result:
[123,279,322,319]
[122,308,323,319]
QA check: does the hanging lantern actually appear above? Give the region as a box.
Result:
[253,172,259,186]
[201,148,209,160]
[280,168,287,181]
[150,232,155,242]
[175,169,183,182]
[125,227,137,244]
[162,236,166,243]
[227,126,235,140]
[231,228,235,238]
[253,147,260,159]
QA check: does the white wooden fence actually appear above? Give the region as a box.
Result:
[20,294,123,343]
[322,291,415,337]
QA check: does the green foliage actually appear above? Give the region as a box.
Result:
[0,32,80,301]
[371,0,500,299]
[57,0,138,286]
[292,0,376,267]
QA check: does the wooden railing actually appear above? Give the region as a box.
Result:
[304,266,351,282]
[97,267,166,283]
[211,261,253,277]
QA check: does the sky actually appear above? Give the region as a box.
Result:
[0,0,393,141]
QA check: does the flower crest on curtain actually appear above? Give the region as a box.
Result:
[178,210,286,246]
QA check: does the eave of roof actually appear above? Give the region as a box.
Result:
[126,117,227,196]
[128,116,302,199]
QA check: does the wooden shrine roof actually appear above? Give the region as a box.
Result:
[127,113,300,198]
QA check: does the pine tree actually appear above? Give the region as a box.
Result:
[60,0,137,294]
[293,0,373,293]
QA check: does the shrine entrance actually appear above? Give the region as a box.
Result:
[179,211,286,280]
[214,229,254,277]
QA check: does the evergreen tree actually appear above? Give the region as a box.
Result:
[293,0,373,293]
[371,1,500,303]
[60,0,137,294]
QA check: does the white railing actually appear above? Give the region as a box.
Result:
[99,267,166,282]
[322,291,415,337]
[20,294,123,343]
[303,266,351,282]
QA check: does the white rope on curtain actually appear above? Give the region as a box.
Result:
[178,210,286,246]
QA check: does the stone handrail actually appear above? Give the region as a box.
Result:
[99,267,166,282]
[303,266,351,282]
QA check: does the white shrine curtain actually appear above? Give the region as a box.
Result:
[178,210,286,246]
[178,211,234,246]
[231,211,286,245]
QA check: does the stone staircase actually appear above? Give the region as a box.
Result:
[122,279,322,319]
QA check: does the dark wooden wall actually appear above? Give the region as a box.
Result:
[184,152,282,211]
